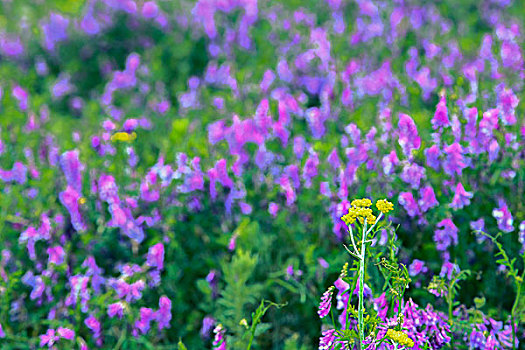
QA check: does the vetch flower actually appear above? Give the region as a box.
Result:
[318,286,334,318]
[419,185,439,212]
[492,200,514,233]
[156,296,172,330]
[434,219,458,251]
[146,243,164,271]
[47,246,65,265]
[108,302,124,319]
[450,182,473,209]
[213,324,227,350]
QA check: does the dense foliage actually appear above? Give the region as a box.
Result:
[0,0,524,348]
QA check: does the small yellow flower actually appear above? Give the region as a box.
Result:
[239,318,248,328]
[111,131,137,142]
[376,199,394,214]
[351,198,372,208]
[78,197,87,205]
[386,329,414,348]
[340,262,349,278]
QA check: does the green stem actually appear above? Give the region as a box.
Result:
[510,273,523,350]
[358,221,368,346]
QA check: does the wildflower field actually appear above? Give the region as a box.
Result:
[0,0,524,348]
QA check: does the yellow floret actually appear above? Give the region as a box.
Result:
[111,131,137,142]
[376,199,394,214]
[351,198,372,208]
[386,329,414,348]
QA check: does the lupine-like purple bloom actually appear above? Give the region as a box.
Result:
[401,162,426,189]
[399,192,419,217]
[47,246,65,265]
[57,327,75,340]
[142,1,159,18]
[0,323,4,338]
[432,94,449,129]
[306,108,326,139]
[108,302,124,319]
[40,329,59,348]
[12,86,28,111]
[419,185,439,212]
[319,328,337,350]
[318,286,334,318]
[440,261,460,280]
[135,307,155,334]
[397,113,420,157]
[85,315,101,338]
[156,296,172,330]
[497,87,518,125]
[146,243,164,271]
[213,324,227,350]
[382,150,399,175]
[408,259,428,276]
[201,316,215,338]
[59,186,86,232]
[268,202,279,217]
[425,144,441,170]
[41,13,69,51]
[0,34,24,57]
[127,280,145,303]
[442,142,467,177]
[434,218,458,251]
[450,182,473,209]
[492,199,514,233]
[488,139,500,163]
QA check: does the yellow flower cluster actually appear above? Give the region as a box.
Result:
[350,198,372,208]
[111,131,137,142]
[341,203,376,226]
[340,262,349,278]
[376,199,394,214]
[341,198,394,227]
[386,329,414,348]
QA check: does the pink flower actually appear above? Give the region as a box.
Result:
[450,182,473,209]
[57,327,75,340]
[47,246,65,265]
[146,243,165,271]
[108,302,124,319]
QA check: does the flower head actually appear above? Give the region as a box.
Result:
[375,199,394,214]
[386,329,414,347]
[318,286,334,318]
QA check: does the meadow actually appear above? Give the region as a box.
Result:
[0,0,524,348]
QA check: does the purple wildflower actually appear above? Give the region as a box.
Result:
[443,143,467,177]
[492,199,514,233]
[40,329,59,348]
[432,94,449,129]
[47,246,65,265]
[108,302,124,319]
[450,182,473,209]
[57,327,75,340]
[85,315,101,338]
[409,259,428,276]
[156,296,172,330]
[419,185,439,212]
[319,328,337,350]
[318,286,334,318]
[146,243,165,271]
[434,219,458,251]
[397,113,421,157]
[401,162,426,189]
[399,192,419,217]
[213,324,227,350]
